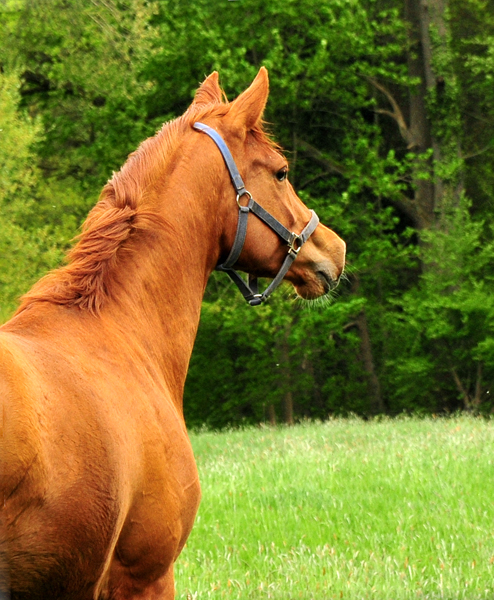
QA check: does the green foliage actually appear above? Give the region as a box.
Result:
[0,70,64,321]
[1,0,159,213]
[387,208,494,412]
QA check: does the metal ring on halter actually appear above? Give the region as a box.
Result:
[236,190,253,208]
[288,232,303,256]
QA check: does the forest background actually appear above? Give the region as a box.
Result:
[1,0,494,427]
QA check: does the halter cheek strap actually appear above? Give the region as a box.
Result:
[193,121,319,306]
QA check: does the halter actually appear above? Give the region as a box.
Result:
[193,122,320,306]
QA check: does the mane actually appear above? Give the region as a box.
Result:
[15,100,280,316]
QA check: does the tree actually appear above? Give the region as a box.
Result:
[1,0,158,218]
[0,70,64,321]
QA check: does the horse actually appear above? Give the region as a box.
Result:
[0,67,345,599]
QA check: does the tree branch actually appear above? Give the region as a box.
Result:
[365,76,416,148]
[297,139,348,177]
[461,143,494,161]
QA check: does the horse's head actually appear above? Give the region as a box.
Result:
[190,68,345,303]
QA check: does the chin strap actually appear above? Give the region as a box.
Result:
[193,122,319,306]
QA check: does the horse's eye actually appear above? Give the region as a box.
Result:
[276,167,288,182]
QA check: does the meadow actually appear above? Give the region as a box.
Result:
[175,416,494,599]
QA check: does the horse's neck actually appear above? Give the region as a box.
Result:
[102,182,221,413]
[6,134,226,416]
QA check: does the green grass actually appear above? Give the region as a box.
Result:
[175,416,494,599]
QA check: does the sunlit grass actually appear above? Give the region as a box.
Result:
[175,416,494,599]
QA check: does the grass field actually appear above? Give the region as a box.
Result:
[175,416,494,599]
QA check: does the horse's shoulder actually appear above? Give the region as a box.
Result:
[0,331,48,505]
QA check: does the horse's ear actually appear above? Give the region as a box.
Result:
[227,67,269,130]
[193,72,223,105]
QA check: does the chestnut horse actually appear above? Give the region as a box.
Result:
[0,68,345,599]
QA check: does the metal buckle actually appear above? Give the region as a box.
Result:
[248,294,263,306]
[236,190,253,208]
[288,232,303,256]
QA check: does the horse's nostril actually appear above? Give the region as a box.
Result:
[316,270,338,293]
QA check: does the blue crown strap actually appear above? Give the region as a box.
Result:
[192,122,247,196]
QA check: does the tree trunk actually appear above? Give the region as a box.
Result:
[356,308,385,415]
[474,362,483,409]
[404,0,436,228]
[282,389,294,426]
[404,0,464,229]
[450,362,483,411]
[352,276,385,414]
[267,403,277,426]
[304,354,324,414]
[451,367,472,410]
[279,328,295,425]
